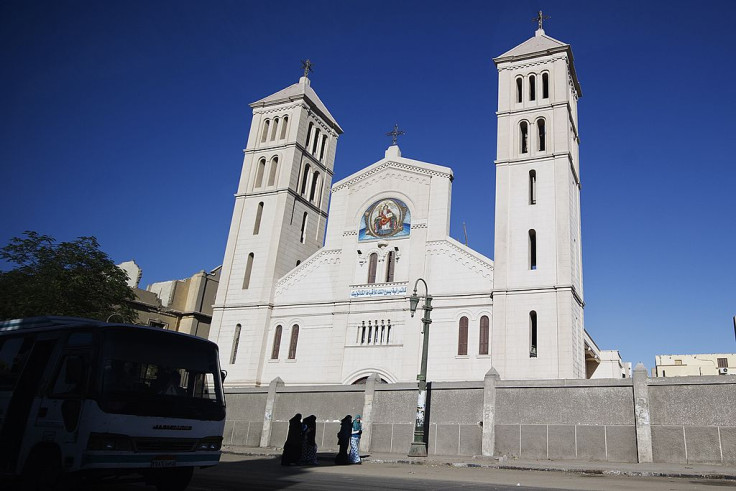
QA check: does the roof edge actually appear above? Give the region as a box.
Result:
[493,44,582,98]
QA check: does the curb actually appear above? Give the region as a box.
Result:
[366,457,736,480]
[222,448,736,481]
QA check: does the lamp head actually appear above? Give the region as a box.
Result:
[409,291,419,317]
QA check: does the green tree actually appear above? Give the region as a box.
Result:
[0,231,136,322]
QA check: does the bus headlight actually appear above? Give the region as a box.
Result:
[196,436,222,451]
[87,432,133,451]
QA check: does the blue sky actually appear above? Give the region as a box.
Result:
[2,1,734,370]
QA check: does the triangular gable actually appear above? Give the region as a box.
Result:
[332,148,452,193]
[250,78,343,134]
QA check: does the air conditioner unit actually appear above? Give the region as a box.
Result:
[718,367,728,375]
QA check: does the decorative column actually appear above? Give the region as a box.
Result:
[360,372,380,453]
[482,367,500,456]
[260,377,284,447]
[632,363,653,463]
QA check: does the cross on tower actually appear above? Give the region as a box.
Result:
[301,59,313,79]
[386,123,405,146]
[532,10,550,30]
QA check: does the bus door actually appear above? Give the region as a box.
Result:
[0,337,56,473]
[32,333,93,464]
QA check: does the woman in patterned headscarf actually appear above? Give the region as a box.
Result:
[300,415,318,464]
[348,414,362,464]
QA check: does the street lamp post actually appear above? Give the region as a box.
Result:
[408,278,432,457]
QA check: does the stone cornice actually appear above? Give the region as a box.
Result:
[252,101,302,117]
[306,108,340,138]
[496,54,580,100]
[332,161,449,194]
[492,284,585,307]
[234,188,329,218]
[253,102,340,138]
[496,100,569,117]
[496,54,567,71]
[494,152,565,166]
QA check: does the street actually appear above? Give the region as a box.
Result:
[92,453,734,490]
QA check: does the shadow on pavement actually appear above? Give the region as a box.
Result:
[192,453,360,491]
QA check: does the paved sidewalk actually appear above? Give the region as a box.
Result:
[223,445,736,481]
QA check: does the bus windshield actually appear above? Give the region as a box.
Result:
[99,328,225,421]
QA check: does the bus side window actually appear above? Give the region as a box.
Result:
[51,355,86,397]
[0,337,33,391]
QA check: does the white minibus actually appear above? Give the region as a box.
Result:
[0,317,226,490]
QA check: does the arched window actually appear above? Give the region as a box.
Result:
[537,119,546,152]
[520,121,529,154]
[529,230,537,270]
[529,75,536,101]
[309,171,320,203]
[530,311,538,357]
[243,253,254,289]
[312,128,321,154]
[542,73,549,99]
[280,116,289,139]
[267,157,278,186]
[305,122,313,148]
[270,117,279,141]
[479,315,489,355]
[300,163,311,195]
[319,135,328,160]
[230,324,241,364]
[261,120,270,143]
[516,77,523,103]
[300,212,308,243]
[367,253,378,284]
[385,250,395,282]
[458,316,468,355]
[254,158,266,188]
[253,202,264,235]
[314,175,324,207]
[529,170,536,205]
[288,325,299,359]
[271,325,282,359]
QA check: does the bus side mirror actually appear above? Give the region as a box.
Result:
[220,370,227,382]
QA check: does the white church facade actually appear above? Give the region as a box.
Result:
[208,26,605,386]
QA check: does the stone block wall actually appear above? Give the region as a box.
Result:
[648,377,736,465]
[370,384,417,453]
[493,379,637,462]
[222,371,736,465]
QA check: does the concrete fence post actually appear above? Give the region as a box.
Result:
[260,376,284,448]
[632,363,653,463]
[482,367,500,457]
[360,372,380,453]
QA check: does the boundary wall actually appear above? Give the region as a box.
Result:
[222,366,736,464]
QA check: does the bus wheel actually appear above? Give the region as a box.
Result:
[21,445,63,490]
[154,467,194,491]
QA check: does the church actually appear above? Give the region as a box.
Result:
[208,24,607,386]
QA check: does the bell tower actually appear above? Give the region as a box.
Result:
[491,20,586,379]
[210,64,343,385]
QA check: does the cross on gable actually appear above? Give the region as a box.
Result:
[532,10,550,30]
[301,59,313,78]
[386,123,405,146]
